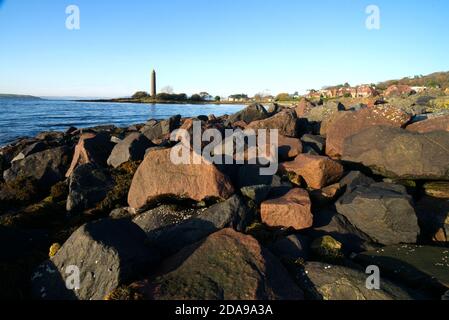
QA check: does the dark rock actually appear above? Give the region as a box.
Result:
[356,245,449,294]
[336,182,419,245]
[342,126,449,180]
[140,115,181,141]
[225,104,268,126]
[109,207,133,219]
[65,132,114,177]
[247,109,300,137]
[31,219,160,300]
[268,234,310,262]
[301,134,326,154]
[306,208,377,254]
[3,146,71,191]
[66,163,114,212]
[240,184,271,206]
[143,195,252,256]
[107,132,153,168]
[131,228,303,300]
[11,141,48,162]
[297,262,417,300]
[338,171,375,194]
[415,196,449,243]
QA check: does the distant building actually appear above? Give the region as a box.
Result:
[355,85,378,98]
[411,86,428,93]
[151,70,157,98]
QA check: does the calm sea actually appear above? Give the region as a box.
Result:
[0,99,245,146]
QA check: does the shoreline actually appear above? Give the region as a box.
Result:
[74,98,252,106]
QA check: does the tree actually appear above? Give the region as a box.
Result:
[190,94,202,102]
[132,91,149,99]
[161,86,174,94]
[214,96,221,101]
[275,93,291,101]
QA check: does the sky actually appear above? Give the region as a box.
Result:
[0,0,448,98]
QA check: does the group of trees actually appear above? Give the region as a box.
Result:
[131,90,219,102]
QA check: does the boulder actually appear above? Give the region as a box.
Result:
[336,182,419,245]
[66,164,114,212]
[338,171,375,194]
[132,228,303,300]
[301,134,326,154]
[140,115,181,141]
[303,101,345,123]
[3,146,70,190]
[279,154,344,189]
[225,104,268,125]
[342,126,449,180]
[240,184,271,206]
[297,262,416,300]
[31,219,160,300]
[11,141,48,162]
[65,132,114,177]
[406,114,449,133]
[278,135,303,160]
[128,148,234,210]
[306,208,377,254]
[384,84,415,97]
[261,188,313,230]
[143,195,252,256]
[246,109,300,137]
[294,99,314,118]
[107,133,154,168]
[356,245,449,294]
[132,204,199,234]
[326,105,411,158]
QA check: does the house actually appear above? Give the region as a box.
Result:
[445,88,449,95]
[410,86,427,94]
[355,85,378,97]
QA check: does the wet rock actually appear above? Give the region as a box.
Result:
[132,228,303,300]
[342,126,449,180]
[31,219,160,300]
[127,148,234,210]
[107,133,154,168]
[298,262,416,300]
[356,245,449,294]
[336,182,419,245]
[261,188,313,230]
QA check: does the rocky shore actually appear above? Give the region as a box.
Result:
[1,95,448,300]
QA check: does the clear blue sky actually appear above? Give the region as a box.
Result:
[0,0,448,98]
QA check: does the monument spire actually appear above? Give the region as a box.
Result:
[151,69,157,98]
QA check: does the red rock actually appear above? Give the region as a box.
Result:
[65,132,114,177]
[295,99,314,118]
[128,148,234,210]
[261,188,313,230]
[406,115,449,133]
[232,120,248,129]
[325,105,411,158]
[279,154,344,190]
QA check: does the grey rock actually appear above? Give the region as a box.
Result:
[301,134,326,154]
[342,126,449,180]
[225,104,268,126]
[31,219,160,300]
[66,163,114,212]
[298,262,417,300]
[3,146,71,190]
[11,141,48,162]
[268,234,310,262]
[336,182,419,245]
[240,184,271,205]
[140,115,181,141]
[107,132,154,168]
[338,171,375,194]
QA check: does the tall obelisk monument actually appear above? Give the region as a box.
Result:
[151,69,157,98]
